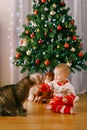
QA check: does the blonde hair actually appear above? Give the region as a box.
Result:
[54,63,71,75]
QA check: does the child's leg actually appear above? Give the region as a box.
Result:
[70,107,76,115]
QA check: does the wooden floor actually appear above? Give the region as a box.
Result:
[0,93,87,130]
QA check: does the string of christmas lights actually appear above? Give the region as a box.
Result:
[8,0,24,83]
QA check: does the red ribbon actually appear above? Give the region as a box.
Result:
[57,80,69,86]
[40,84,51,92]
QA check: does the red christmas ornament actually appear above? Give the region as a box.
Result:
[41,0,46,3]
[20,39,23,44]
[60,1,65,6]
[40,84,51,92]
[57,25,62,30]
[80,43,83,47]
[35,59,40,65]
[50,28,52,32]
[15,53,21,58]
[30,33,35,38]
[38,39,43,44]
[64,43,69,48]
[70,20,74,25]
[72,36,77,41]
[44,59,50,66]
[33,10,38,15]
[78,52,84,57]
[25,30,29,34]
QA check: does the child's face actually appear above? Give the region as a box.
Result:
[54,69,68,83]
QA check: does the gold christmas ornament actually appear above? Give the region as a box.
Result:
[52,4,57,8]
[66,62,72,67]
[26,50,31,56]
[57,45,60,48]
[31,39,34,42]
[33,46,36,49]
[65,25,68,28]
[22,39,27,46]
[37,28,40,32]
[50,11,56,15]
[71,47,75,52]
[70,29,73,32]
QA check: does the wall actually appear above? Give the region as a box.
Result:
[0,0,11,86]
[0,0,32,86]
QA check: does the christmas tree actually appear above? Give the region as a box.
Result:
[13,0,87,74]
